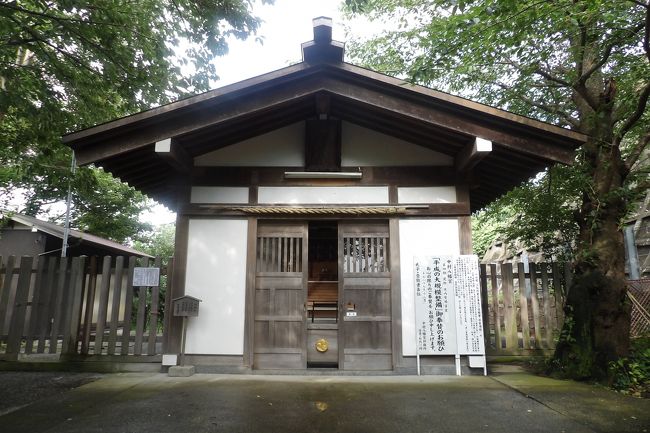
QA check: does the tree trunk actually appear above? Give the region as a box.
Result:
[553,132,632,380]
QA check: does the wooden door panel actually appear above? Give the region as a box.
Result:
[253,222,307,370]
[339,222,392,371]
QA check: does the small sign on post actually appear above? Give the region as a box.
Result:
[172,295,201,317]
[133,267,160,287]
[171,295,202,374]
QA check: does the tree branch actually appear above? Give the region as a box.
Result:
[494,82,579,128]
[535,67,572,88]
[8,16,102,78]
[615,81,650,145]
[577,44,613,84]
[643,0,650,60]
[625,131,650,170]
[0,2,120,27]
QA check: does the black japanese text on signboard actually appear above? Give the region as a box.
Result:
[414,256,485,356]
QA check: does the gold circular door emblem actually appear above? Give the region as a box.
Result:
[315,338,329,353]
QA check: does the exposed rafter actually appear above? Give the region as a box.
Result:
[155,138,192,174]
[455,137,493,173]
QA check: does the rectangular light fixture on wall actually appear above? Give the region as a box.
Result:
[284,171,362,179]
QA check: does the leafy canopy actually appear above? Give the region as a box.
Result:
[1,0,265,242]
[345,0,650,257]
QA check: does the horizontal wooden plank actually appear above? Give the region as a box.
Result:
[62,354,163,363]
[254,315,303,322]
[254,353,303,369]
[253,348,303,354]
[343,315,391,322]
[342,277,391,286]
[344,348,392,355]
[254,277,303,289]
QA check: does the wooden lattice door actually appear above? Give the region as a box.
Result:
[253,222,308,369]
[338,222,392,370]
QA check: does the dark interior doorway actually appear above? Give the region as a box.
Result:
[307,221,339,368]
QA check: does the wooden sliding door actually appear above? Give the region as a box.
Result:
[253,222,308,369]
[339,222,392,370]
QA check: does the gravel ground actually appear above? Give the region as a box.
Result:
[0,371,102,416]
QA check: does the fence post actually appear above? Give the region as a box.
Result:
[6,256,33,357]
[489,264,500,350]
[529,262,542,349]
[479,264,490,351]
[93,256,113,355]
[25,257,47,354]
[80,256,98,355]
[517,263,531,349]
[147,257,162,355]
[501,263,518,351]
[162,257,174,353]
[0,255,16,341]
[63,256,86,355]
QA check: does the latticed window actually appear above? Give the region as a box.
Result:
[343,235,389,273]
[256,236,303,273]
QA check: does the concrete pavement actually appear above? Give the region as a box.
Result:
[0,369,648,433]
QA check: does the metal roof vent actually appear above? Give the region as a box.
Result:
[301,17,345,63]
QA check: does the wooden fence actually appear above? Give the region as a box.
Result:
[0,255,171,361]
[2,254,644,365]
[480,262,569,356]
[628,278,650,338]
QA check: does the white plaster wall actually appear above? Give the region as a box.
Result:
[341,122,454,166]
[190,186,249,204]
[193,122,305,166]
[184,219,248,355]
[399,219,460,356]
[258,186,389,204]
[397,187,457,204]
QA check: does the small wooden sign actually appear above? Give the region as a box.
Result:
[133,267,160,287]
[172,296,201,317]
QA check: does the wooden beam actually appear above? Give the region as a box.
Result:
[179,202,470,217]
[155,138,192,174]
[315,92,330,118]
[322,79,576,164]
[305,118,341,170]
[455,137,492,173]
[191,166,458,187]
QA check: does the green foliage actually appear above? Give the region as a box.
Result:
[344,1,648,130]
[1,0,264,241]
[133,223,176,259]
[473,164,586,260]
[346,0,649,258]
[609,335,650,397]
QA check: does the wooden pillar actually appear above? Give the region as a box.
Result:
[165,179,191,354]
[457,184,473,254]
[389,217,403,369]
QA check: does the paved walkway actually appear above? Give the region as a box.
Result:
[0,369,648,433]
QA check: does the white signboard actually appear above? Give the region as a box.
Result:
[414,255,486,374]
[414,257,456,355]
[133,267,160,287]
[453,256,485,355]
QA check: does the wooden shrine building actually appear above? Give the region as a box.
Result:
[64,18,586,373]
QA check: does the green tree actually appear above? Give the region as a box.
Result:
[472,164,586,262]
[1,0,264,240]
[133,223,176,259]
[346,0,650,379]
